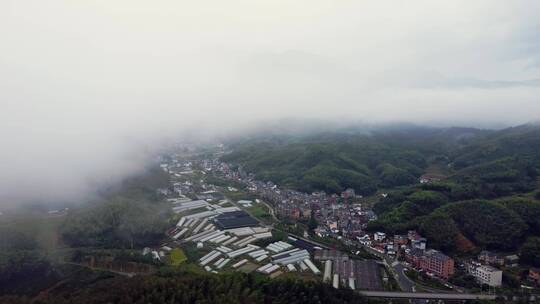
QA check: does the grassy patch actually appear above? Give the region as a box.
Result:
[246,204,268,217]
[226,191,257,202]
[246,204,273,224]
[169,248,187,266]
[181,243,210,262]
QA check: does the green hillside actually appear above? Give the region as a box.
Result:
[223,124,540,256]
[0,270,369,304]
[221,126,483,195]
[365,125,540,256]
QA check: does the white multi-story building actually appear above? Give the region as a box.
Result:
[468,263,502,287]
[412,238,427,250]
[374,232,386,242]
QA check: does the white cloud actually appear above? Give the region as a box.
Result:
[1,0,540,204]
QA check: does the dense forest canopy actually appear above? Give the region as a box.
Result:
[1,254,371,304]
[222,127,455,195]
[368,125,540,256]
[222,124,539,196]
[1,271,369,304]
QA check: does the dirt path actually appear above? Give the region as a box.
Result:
[260,200,278,222]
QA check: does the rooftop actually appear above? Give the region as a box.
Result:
[426,249,452,262]
[214,211,259,230]
[478,265,501,273]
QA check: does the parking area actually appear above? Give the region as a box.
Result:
[315,249,383,290]
[354,260,382,291]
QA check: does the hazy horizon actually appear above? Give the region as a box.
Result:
[2,0,540,205]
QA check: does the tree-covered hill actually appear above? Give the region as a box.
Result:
[223,124,540,197]
[367,124,540,255]
[221,126,493,195]
[368,175,540,259]
[451,124,540,169]
[223,124,540,257]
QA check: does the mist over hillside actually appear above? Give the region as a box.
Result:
[2,0,540,207]
[221,123,540,195]
[0,120,538,208]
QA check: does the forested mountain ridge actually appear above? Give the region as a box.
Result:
[223,124,540,195]
[222,125,506,194]
[368,125,540,259]
[451,124,540,169]
[223,138,424,195]
[222,124,540,258]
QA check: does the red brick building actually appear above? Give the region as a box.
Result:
[419,250,455,280]
[405,248,425,269]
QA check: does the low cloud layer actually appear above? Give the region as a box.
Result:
[1,0,540,205]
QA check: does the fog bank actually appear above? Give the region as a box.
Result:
[1,0,540,205]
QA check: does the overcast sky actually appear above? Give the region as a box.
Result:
[1,0,540,205]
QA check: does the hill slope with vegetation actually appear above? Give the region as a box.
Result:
[221,126,491,195]
[223,124,540,258]
[367,125,540,259]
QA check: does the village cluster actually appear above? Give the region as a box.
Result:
[144,150,394,291]
[364,230,509,287]
[147,146,540,292]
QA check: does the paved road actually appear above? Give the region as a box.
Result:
[359,246,415,291]
[393,263,415,292]
[359,291,497,300]
[360,246,430,304]
[391,263,433,304]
